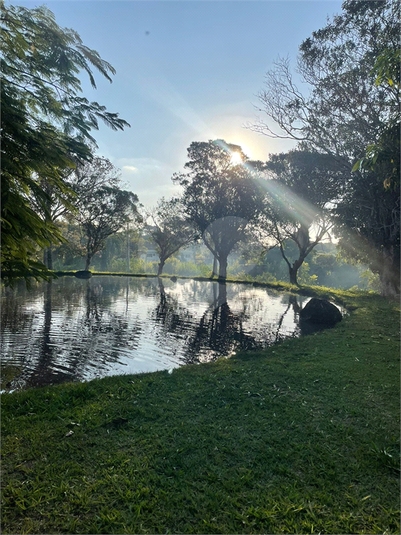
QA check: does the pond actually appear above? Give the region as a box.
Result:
[1,276,319,392]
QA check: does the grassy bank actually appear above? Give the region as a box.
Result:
[1,289,400,534]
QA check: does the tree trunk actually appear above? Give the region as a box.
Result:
[85,255,92,271]
[157,259,165,276]
[288,257,305,286]
[212,255,218,277]
[43,246,53,270]
[218,254,228,280]
[289,265,298,285]
[378,248,400,298]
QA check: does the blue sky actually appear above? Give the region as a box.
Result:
[18,0,343,207]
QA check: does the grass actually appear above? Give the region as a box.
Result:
[52,268,342,296]
[1,285,400,534]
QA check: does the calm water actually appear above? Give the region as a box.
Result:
[1,276,315,392]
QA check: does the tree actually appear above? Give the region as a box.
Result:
[51,220,86,270]
[147,198,197,276]
[344,47,400,296]
[75,186,141,270]
[45,156,126,270]
[30,154,121,269]
[173,140,265,280]
[251,0,399,296]
[1,1,129,282]
[96,228,142,272]
[260,151,341,285]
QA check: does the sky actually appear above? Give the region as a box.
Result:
[17,0,343,208]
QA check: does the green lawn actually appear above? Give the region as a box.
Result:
[1,288,400,534]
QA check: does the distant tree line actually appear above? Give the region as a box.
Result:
[1,0,398,297]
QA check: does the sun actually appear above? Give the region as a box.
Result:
[230,152,243,165]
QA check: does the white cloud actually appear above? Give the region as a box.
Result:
[122,165,138,173]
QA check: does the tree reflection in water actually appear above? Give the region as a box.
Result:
[1,276,327,392]
[2,278,143,390]
[183,282,264,364]
[149,278,198,357]
[275,294,331,337]
[153,279,262,365]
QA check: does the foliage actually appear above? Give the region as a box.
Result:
[51,220,86,270]
[173,140,265,279]
[161,258,211,277]
[0,1,129,282]
[252,0,400,296]
[359,269,381,293]
[48,155,122,224]
[129,258,157,275]
[50,217,143,272]
[344,44,400,296]
[258,151,340,284]
[98,229,141,272]
[235,242,375,291]
[254,1,397,158]
[76,185,141,270]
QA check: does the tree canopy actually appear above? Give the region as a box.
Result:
[173,140,265,279]
[75,183,141,271]
[1,1,129,282]
[260,151,342,285]
[252,0,399,296]
[147,198,197,276]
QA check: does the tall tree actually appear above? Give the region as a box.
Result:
[343,47,400,296]
[75,185,141,271]
[173,140,265,280]
[1,1,129,283]
[147,198,196,276]
[260,151,342,285]
[251,0,399,296]
[30,154,121,269]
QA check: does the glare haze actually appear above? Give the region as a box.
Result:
[17,0,343,208]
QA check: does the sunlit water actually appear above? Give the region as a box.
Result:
[1,276,319,392]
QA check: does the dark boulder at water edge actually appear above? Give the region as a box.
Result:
[299,298,342,326]
[74,270,92,279]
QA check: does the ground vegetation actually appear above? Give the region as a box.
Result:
[1,287,399,534]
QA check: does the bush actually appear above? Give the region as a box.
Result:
[129,258,157,274]
[164,258,208,276]
[298,262,319,286]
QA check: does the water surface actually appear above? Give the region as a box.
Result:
[1,276,314,391]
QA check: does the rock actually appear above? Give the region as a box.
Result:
[74,270,92,279]
[170,276,177,282]
[299,298,342,325]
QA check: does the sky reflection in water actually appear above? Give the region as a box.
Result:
[1,276,315,392]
